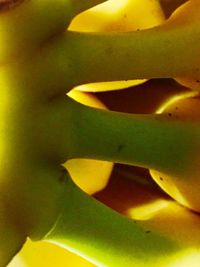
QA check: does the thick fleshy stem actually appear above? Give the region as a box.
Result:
[0,164,76,266]
[0,0,107,64]
[49,97,200,177]
[44,174,179,267]
[35,28,180,91]
[6,1,199,99]
[30,25,195,97]
[23,0,200,96]
[0,200,26,267]
[7,27,178,99]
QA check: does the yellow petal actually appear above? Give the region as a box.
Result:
[9,239,95,267]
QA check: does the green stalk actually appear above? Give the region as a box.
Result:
[51,97,199,177]
[5,27,175,98]
[7,1,199,97]
[23,0,199,96]
[44,175,179,267]
[0,201,26,267]
[0,0,107,64]
[29,23,196,97]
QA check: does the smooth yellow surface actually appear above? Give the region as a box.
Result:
[9,240,94,267]
[69,0,164,32]
[150,93,200,212]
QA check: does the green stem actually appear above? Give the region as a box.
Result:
[10,1,199,98]
[35,23,196,95]
[0,201,26,267]
[44,176,179,267]
[53,97,199,177]
[0,0,106,64]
